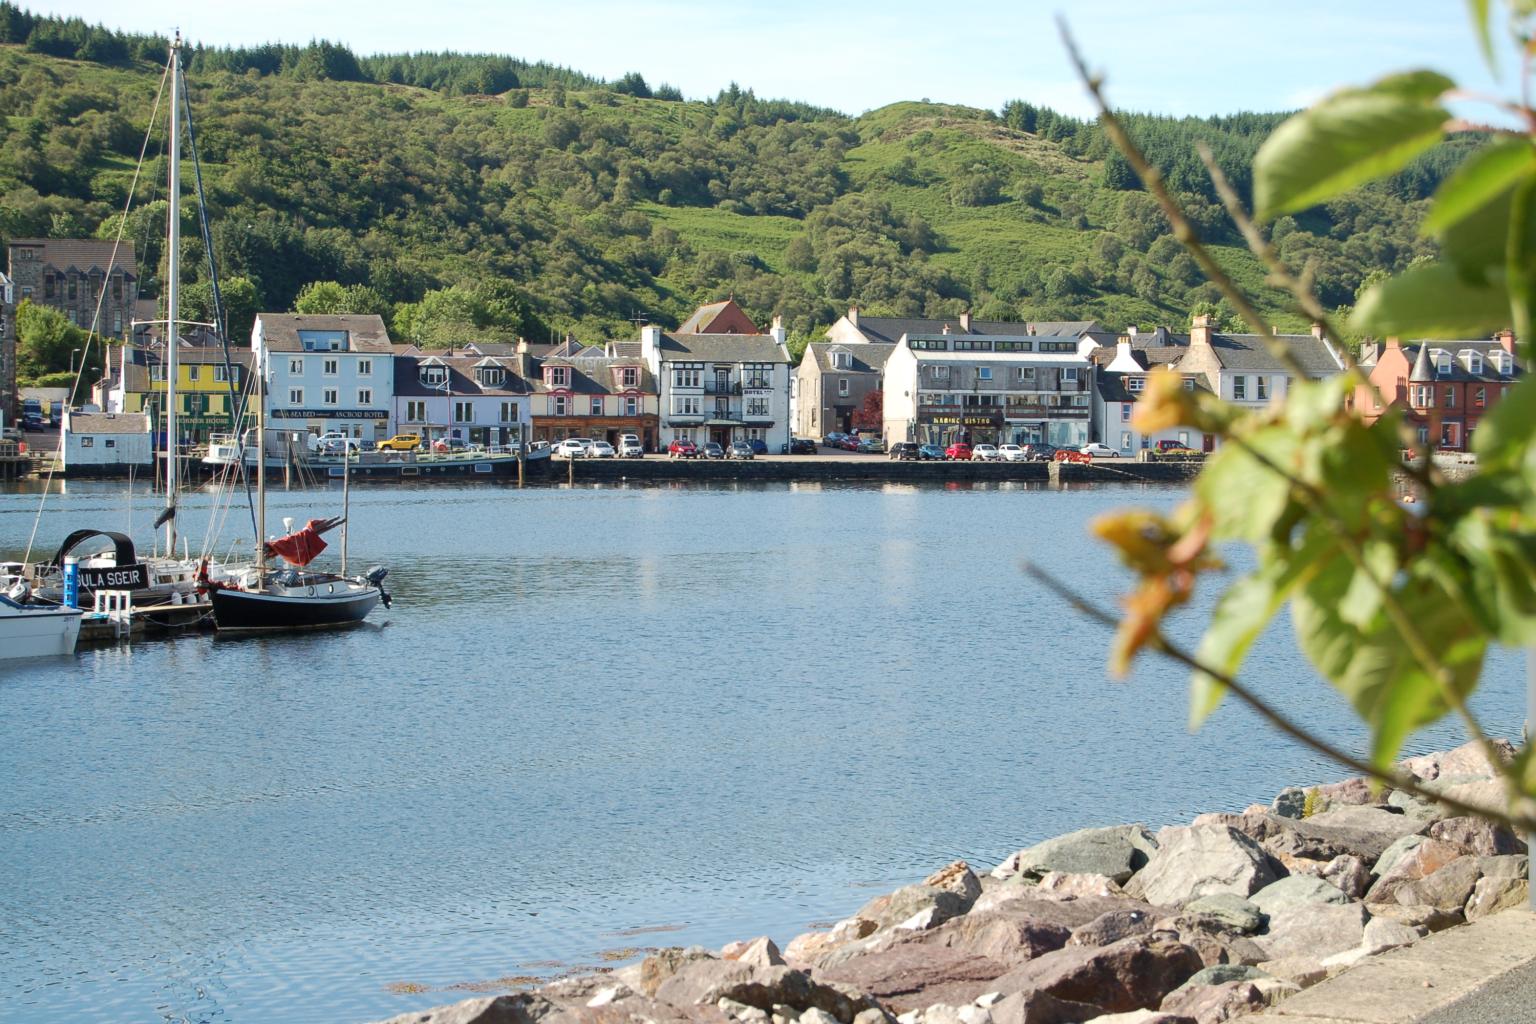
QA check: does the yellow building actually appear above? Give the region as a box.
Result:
[102,345,256,443]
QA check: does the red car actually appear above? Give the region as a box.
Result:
[1054,448,1093,464]
[945,442,973,460]
[839,436,862,451]
[668,439,699,459]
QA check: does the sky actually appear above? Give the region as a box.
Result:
[21,0,1524,119]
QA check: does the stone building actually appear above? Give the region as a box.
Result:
[6,238,139,338]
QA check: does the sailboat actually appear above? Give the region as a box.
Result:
[203,353,391,631]
[0,581,82,659]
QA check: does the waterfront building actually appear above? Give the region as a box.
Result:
[59,410,152,475]
[5,238,139,338]
[0,271,14,424]
[101,343,255,444]
[881,331,1093,448]
[529,340,659,450]
[1091,328,1209,455]
[1352,332,1521,450]
[642,302,792,451]
[794,342,892,439]
[252,313,395,443]
[391,351,531,446]
[825,306,1102,348]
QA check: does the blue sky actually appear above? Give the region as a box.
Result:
[24,1,1520,119]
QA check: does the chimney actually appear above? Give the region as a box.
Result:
[641,324,662,351]
[1311,321,1325,340]
[1127,325,1138,337]
[960,310,972,332]
[1496,328,1516,354]
[941,324,951,335]
[848,304,859,326]
[1026,324,1036,336]
[770,314,786,346]
[1191,314,1214,349]
[1116,334,1133,359]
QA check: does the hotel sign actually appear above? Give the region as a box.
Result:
[271,408,389,420]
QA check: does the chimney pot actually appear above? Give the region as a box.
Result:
[1496,328,1517,354]
[848,305,859,326]
[1127,325,1138,336]
[960,311,972,332]
[1311,321,1325,339]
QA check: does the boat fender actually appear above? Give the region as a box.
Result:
[307,585,315,596]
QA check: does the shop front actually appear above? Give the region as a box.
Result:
[917,407,1004,446]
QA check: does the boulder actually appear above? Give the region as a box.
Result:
[1316,855,1372,900]
[1428,817,1527,857]
[1465,874,1530,921]
[372,993,564,1024]
[1174,965,1271,989]
[1363,902,1463,933]
[1360,917,1422,956]
[786,917,879,966]
[1301,805,1422,843]
[1386,790,1445,824]
[1371,834,1425,878]
[1031,873,1126,900]
[1198,810,1408,867]
[983,990,1106,1024]
[1010,826,1158,885]
[855,867,980,934]
[658,963,880,1024]
[1080,1013,1197,1024]
[1478,853,1529,879]
[1180,895,1262,934]
[1158,981,1266,1024]
[991,935,1204,1016]
[1254,956,1326,988]
[1271,788,1307,820]
[814,944,1008,1013]
[1364,839,1466,904]
[1254,902,1368,961]
[1308,777,1384,812]
[1123,826,1282,905]
[911,907,1076,967]
[926,862,985,904]
[1153,915,1269,967]
[1432,778,1505,815]
[1391,855,1483,916]
[1069,908,1156,948]
[1248,876,1350,917]
[642,947,723,997]
[1436,739,1517,779]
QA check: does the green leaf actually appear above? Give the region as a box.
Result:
[1472,373,1536,470]
[1449,515,1536,646]
[1190,561,1295,729]
[1421,138,1536,238]
[1254,74,1452,219]
[1194,426,1300,543]
[1351,262,1511,338]
[1467,0,1496,71]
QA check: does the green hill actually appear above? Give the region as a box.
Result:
[0,5,1452,349]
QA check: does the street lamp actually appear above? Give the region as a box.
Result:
[69,348,80,375]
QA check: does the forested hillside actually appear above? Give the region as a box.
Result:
[0,5,1459,352]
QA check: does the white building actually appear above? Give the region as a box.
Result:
[60,410,152,476]
[391,353,531,446]
[251,313,396,443]
[882,332,1093,448]
[641,316,792,451]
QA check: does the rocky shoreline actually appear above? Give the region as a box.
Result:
[378,741,1530,1024]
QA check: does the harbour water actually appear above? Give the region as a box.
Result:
[0,479,1524,1024]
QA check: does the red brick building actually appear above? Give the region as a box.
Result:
[1353,331,1521,450]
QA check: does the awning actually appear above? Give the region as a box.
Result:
[703,418,745,426]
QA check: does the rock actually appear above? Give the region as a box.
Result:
[801,1010,841,1024]
[1309,777,1384,812]
[1009,826,1157,885]
[857,885,974,935]
[1069,908,1156,948]
[1255,956,1326,988]
[853,1010,890,1024]
[1386,790,1445,824]
[1302,805,1421,842]
[1254,902,1368,961]
[786,917,880,966]
[1429,817,1527,857]
[725,938,787,970]
[1437,739,1517,778]
[1271,787,1307,819]
[1154,914,1269,967]
[1123,826,1282,905]
[1180,895,1262,934]
[1082,1013,1197,1024]
[1316,855,1372,900]
[1360,917,1422,955]
[371,993,562,1024]
[1365,839,1467,904]
[814,943,1010,1012]
[1199,810,1408,867]
[1372,834,1426,877]
[640,947,720,997]
[991,935,1204,1016]
[1480,853,1529,879]
[662,964,879,1024]
[1392,855,1482,916]
[1032,872,1127,899]
[1465,874,1530,920]
[1363,902,1464,933]
[984,990,1106,1024]
[926,862,985,904]
[912,907,1077,967]
[654,958,755,1007]
[1176,965,1271,989]
[720,999,772,1022]
[1159,980,1265,1023]
[1248,876,1350,916]
[1433,778,1505,815]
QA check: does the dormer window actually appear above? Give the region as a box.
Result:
[1495,351,1513,375]
[620,366,639,388]
[832,349,852,370]
[545,366,570,388]
[420,365,448,387]
[477,366,504,387]
[1433,349,1451,374]
[1461,350,1482,375]
[1126,376,1145,392]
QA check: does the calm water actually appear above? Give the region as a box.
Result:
[0,479,1524,1024]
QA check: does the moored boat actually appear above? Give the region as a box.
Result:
[0,587,82,659]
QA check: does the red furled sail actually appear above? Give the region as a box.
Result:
[263,517,344,567]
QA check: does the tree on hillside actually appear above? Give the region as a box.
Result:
[293,280,389,318]
[14,300,95,381]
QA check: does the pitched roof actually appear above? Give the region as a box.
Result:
[9,238,138,275]
[657,332,789,363]
[66,412,149,433]
[1209,333,1342,376]
[255,313,393,353]
[1404,341,1521,383]
[842,316,1100,345]
[805,342,894,374]
[391,354,530,397]
[677,298,758,335]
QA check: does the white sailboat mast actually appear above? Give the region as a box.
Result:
[164,34,182,554]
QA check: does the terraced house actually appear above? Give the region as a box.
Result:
[252,313,395,443]
[100,343,254,444]
[1353,332,1521,450]
[392,352,531,447]
[529,339,659,450]
[6,238,139,338]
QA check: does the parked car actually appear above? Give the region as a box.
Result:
[309,431,355,453]
[701,441,725,459]
[726,440,755,460]
[856,436,886,453]
[554,438,594,458]
[997,444,1028,462]
[618,437,644,458]
[822,432,849,448]
[889,442,922,461]
[945,441,973,461]
[378,433,423,451]
[1080,442,1119,458]
[318,437,362,455]
[838,435,862,451]
[918,443,947,460]
[789,437,817,454]
[668,439,699,459]
[1054,448,1093,464]
[1148,440,1203,460]
[588,440,617,458]
[1022,443,1058,462]
[970,444,1002,462]
[746,438,768,455]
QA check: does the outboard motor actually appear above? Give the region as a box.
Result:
[365,566,391,608]
[7,578,31,605]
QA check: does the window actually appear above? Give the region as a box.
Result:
[673,396,702,415]
[1418,424,1430,444]
[289,358,303,375]
[187,366,200,382]
[1016,366,1035,382]
[80,436,93,447]
[1183,378,1196,391]
[953,339,992,351]
[1121,431,1132,450]
[977,367,993,381]
[421,365,448,387]
[909,338,948,351]
[743,363,773,387]
[1412,384,1433,406]
[544,366,570,388]
[1062,368,1079,384]
[1121,404,1131,422]
[621,367,639,388]
[454,401,473,423]
[624,396,638,416]
[838,378,850,397]
[104,439,115,448]
[500,401,517,423]
[68,276,77,300]
[150,363,165,382]
[1232,376,1247,400]
[995,341,1033,352]
[406,400,426,422]
[590,397,603,416]
[1475,386,1487,408]
[930,365,951,381]
[1444,387,1456,408]
[673,364,702,388]
[323,388,339,405]
[213,365,230,383]
[833,350,852,369]
[477,366,503,387]
[1127,376,1144,392]
[113,312,122,335]
[747,397,769,416]
[553,395,568,416]
[358,388,373,405]
[1465,352,1482,374]
[1442,422,1462,448]
[1256,377,1269,400]
[112,277,122,301]
[289,388,304,405]
[1435,350,1451,374]
[44,274,55,299]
